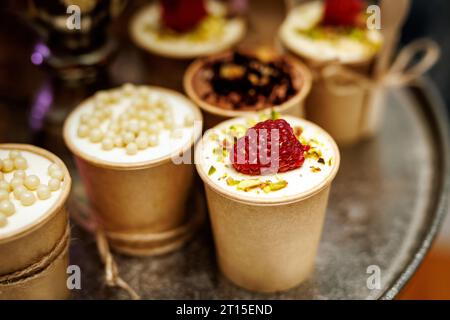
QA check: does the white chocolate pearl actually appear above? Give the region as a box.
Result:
[126,143,138,155]
[0,213,6,227]
[127,120,140,133]
[80,113,90,124]
[114,136,124,148]
[122,83,135,94]
[50,169,64,181]
[9,150,21,159]
[0,181,10,192]
[13,185,27,200]
[147,124,159,134]
[123,132,135,144]
[87,117,100,128]
[0,189,9,201]
[102,138,114,151]
[9,177,24,190]
[13,170,26,179]
[24,175,40,190]
[37,185,51,200]
[136,135,148,150]
[0,200,15,216]
[2,159,14,172]
[14,157,28,170]
[48,163,60,175]
[89,128,104,143]
[48,178,61,191]
[20,191,36,206]
[77,125,90,138]
[148,135,159,147]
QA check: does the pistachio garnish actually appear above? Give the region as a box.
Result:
[208,166,216,176]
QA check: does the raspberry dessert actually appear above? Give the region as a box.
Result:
[130,0,246,59]
[231,119,309,175]
[195,113,339,292]
[64,84,202,166]
[196,112,339,202]
[279,0,382,64]
[0,145,70,238]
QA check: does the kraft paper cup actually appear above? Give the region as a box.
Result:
[129,1,246,60]
[278,4,382,145]
[63,88,203,255]
[184,51,312,129]
[195,117,340,292]
[0,144,71,300]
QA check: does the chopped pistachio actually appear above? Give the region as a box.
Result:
[328,158,333,166]
[310,166,322,173]
[237,179,261,191]
[208,166,216,176]
[226,177,240,186]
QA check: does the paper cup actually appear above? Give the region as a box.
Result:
[63,88,203,255]
[0,144,71,300]
[278,2,383,145]
[184,51,312,129]
[195,117,340,292]
[129,1,246,60]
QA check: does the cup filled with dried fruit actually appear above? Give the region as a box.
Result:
[184,49,312,129]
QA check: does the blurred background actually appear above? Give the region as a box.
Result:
[0,0,448,299]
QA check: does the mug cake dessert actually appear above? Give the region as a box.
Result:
[63,84,202,256]
[0,144,71,299]
[279,0,383,145]
[130,0,246,59]
[195,112,339,292]
[184,50,312,128]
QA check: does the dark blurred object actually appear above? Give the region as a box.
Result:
[27,0,127,82]
[401,0,450,115]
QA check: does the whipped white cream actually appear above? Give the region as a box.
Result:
[279,1,382,64]
[130,0,246,58]
[0,149,64,238]
[64,86,202,165]
[196,114,339,203]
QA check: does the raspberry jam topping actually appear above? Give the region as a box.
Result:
[231,119,309,175]
[161,0,208,33]
[321,0,364,27]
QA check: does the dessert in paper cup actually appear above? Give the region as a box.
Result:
[0,144,71,299]
[195,112,339,292]
[279,0,383,145]
[130,0,246,59]
[63,84,202,256]
[184,50,312,129]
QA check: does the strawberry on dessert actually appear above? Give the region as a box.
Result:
[160,0,208,33]
[231,119,309,175]
[321,0,364,27]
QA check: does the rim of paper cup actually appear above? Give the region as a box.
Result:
[0,144,71,243]
[63,85,203,170]
[195,115,340,206]
[129,3,247,60]
[184,51,313,119]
